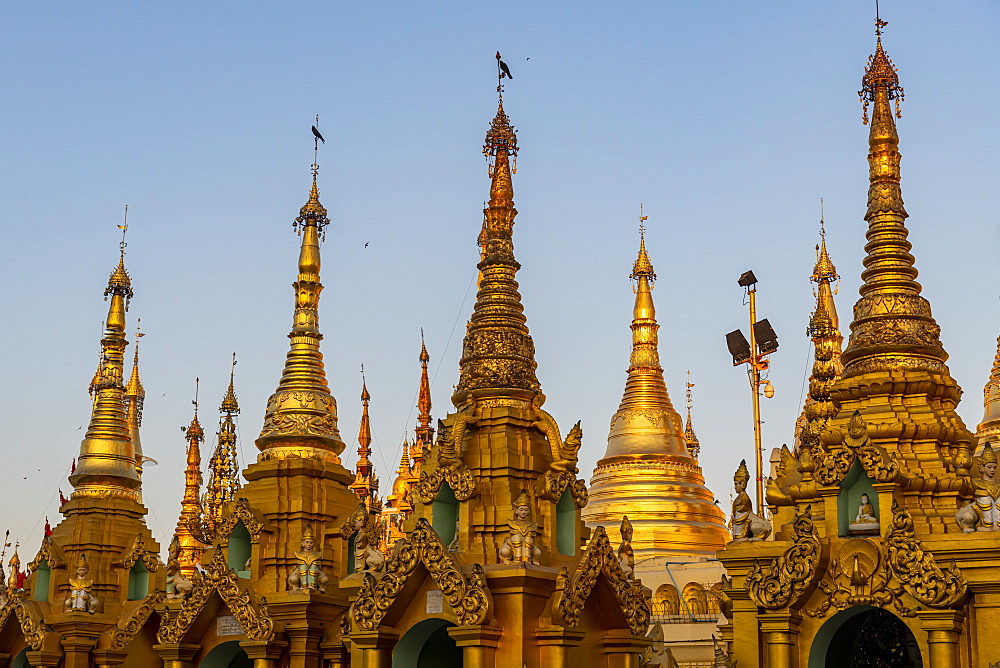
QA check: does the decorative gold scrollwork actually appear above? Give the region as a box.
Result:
[0,601,44,649]
[553,525,650,635]
[746,505,822,609]
[348,518,492,632]
[807,501,967,618]
[27,535,65,572]
[215,498,265,543]
[414,465,477,504]
[815,411,899,486]
[155,546,273,644]
[110,588,165,649]
[113,534,161,572]
[538,469,588,508]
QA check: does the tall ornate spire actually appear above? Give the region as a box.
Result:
[350,373,379,511]
[584,225,728,556]
[453,90,541,405]
[841,18,947,377]
[70,223,141,500]
[413,331,433,467]
[124,322,146,474]
[175,381,206,579]
[801,214,844,448]
[256,141,346,458]
[684,371,700,460]
[200,355,242,540]
[610,224,682,444]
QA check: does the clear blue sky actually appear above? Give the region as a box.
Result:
[1,2,997,555]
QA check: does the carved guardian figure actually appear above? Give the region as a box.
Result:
[64,553,99,613]
[730,460,771,541]
[499,489,541,565]
[288,524,329,592]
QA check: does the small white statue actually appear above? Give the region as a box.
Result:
[957,443,1000,532]
[288,524,329,592]
[64,553,99,613]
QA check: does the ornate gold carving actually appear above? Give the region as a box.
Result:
[27,535,64,572]
[808,501,967,618]
[553,525,650,635]
[110,589,165,649]
[349,518,493,631]
[340,504,384,573]
[156,545,273,644]
[414,465,478,504]
[746,505,822,609]
[532,405,582,472]
[439,407,475,466]
[114,534,161,573]
[216,498,264,543]
[0,601,44,649]
[814,411,899,486]
[538,469,588,508]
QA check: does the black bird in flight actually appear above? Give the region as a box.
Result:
[312,126,326,143]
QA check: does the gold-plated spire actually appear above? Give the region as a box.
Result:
[454,92,540,404]
[256,136,346,457]
[125,321,146,473]
[175,380,206,579]
[413,331,433,467]
[608,222,682,449]
[799,216,844,454]
[684,371,700,460]
[841,18,947,377]
[585,225,729,556]
[199,355,242,541]
[70,221,141,500]
[350,372,379,511]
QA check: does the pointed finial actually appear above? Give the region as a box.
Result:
[298,118,329,233]
[220,353,240,414]
[860,12,904,124]
[685,371,700,459]
[812,198,839,285]
[419,328,429,362]
[484,57,518,178]
[632,207,656,282]
[361,364,370,403]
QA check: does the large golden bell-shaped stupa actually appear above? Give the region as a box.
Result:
[583,232,729,557]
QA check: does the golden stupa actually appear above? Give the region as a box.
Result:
[718,17,999,668]
[584,230,729,558]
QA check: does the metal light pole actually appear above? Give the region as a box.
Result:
[726,271,778,513]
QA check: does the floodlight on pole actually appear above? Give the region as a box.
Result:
[723,269,779,513]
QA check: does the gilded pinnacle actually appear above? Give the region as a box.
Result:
[71,245,140,500]
[455,97,540,403]
[256,160,345,455]
[840,22,947,377]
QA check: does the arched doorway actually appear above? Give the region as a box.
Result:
[11,648,30,668]
[810,606,922,667]
[394,618,462,668]
[203,640,253,668]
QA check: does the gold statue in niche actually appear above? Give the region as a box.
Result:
[499,489,541,565]
[288,524,329,592]
[957,443,1000,532]
[618,516,635,579]
[64,553,99,613]
[352,509,385,573]
[730,460,771,541]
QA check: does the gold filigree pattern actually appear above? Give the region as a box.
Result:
[884,500,966,608]
[27,535,65,572]
[110,589,165,649]
[113,534,161,572]
[0,601,44,649]
[814,411,899,486]
[808,501,967,618]
[746,505,822,609]
[538,469,588,508]
[216,498,264,543]
[156,546,273,644]
[414,465,477,504]
[553,526,650,635]
[349,518,492,631]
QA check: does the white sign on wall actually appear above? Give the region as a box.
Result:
[216,615,244,636]
[425,589,444,614]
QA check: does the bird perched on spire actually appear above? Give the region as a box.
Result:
[311,125,325,143]
[496,51,513,80]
